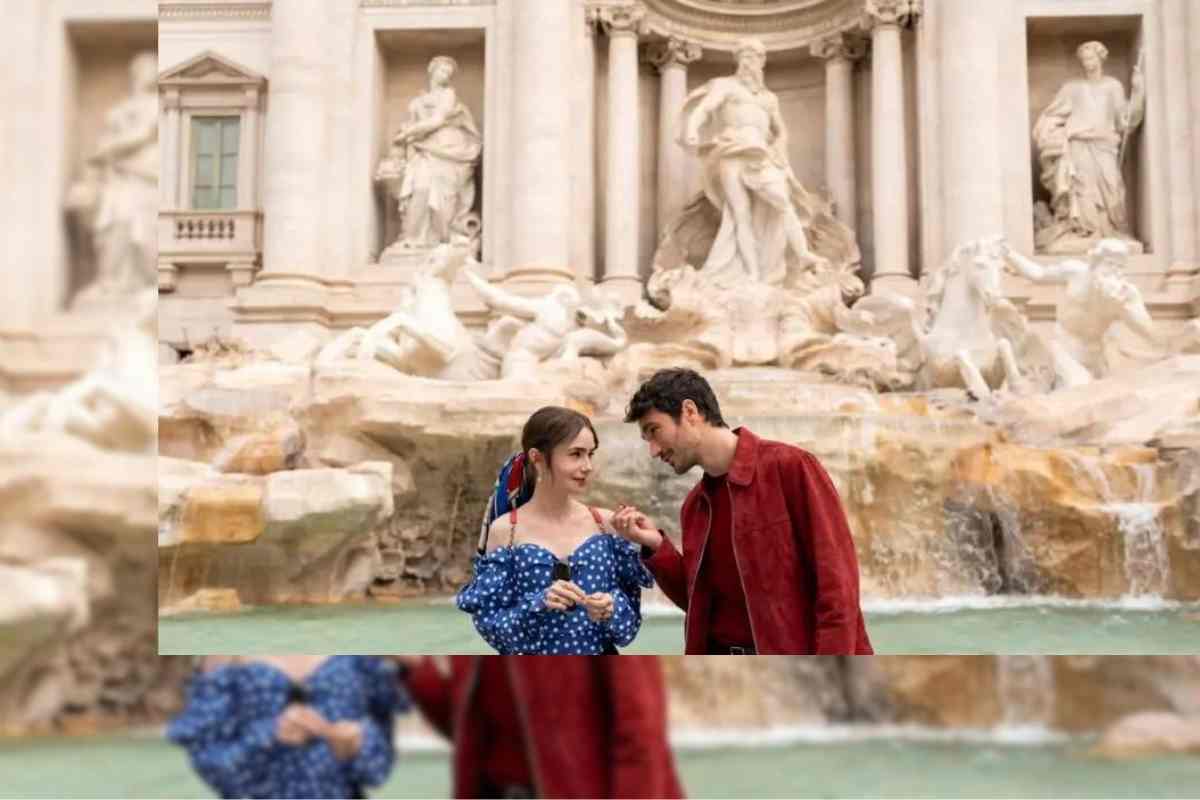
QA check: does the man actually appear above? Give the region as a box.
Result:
[401,656,684,799]
[679,38,827,283]
[612,368,872,655]
[1032,40,1145,253]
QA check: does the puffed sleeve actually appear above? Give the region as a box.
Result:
[166,667,283,799]
[600,536,655,647]
[345,657,409,789]
[455,549,547,654]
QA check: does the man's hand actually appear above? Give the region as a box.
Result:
[390,655,452,677]
[611,505,663,551]
[276,704,329,746]
[582,592,615,623]
[544,580,586,611]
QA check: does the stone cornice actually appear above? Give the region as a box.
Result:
[359,0,494,6]
[159,50,267,89]
[634,0,864,53]
[159,1,271,21]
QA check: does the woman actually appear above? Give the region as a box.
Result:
[398,655,685,799]
[167,655,407,799]
[456,405,653,654]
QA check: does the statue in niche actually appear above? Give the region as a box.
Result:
[1032,41,1145,254]
[666,37,858,284]
[64,51,159,309]
[999,238,1199,387]
[0,288,158,452]
[375,55,482,259]
[634,38,888,385]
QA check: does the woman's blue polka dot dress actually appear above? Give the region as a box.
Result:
[456,525,655,655]
[167,656,407,799]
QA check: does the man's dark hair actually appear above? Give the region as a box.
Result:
[624,368,728,428]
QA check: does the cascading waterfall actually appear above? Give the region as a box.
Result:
[995,655,1055,732]
[1110,464,1169,598]
[1113,503,1169,598]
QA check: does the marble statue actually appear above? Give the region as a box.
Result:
[64,51,159,308]
[316,246,628,382]
[0,288,158,452]
[1032,41,1145,254]
[670,38,857,283]
[1000,238,1191,387]
[375,55,482,257]
[317,245,496,380]
[850,238,1032,398]
[463,271,628,380]
[627,248,902,388]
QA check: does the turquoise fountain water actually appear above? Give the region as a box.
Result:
[3,728,1197,799]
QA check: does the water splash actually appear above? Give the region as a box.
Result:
[1133,463,1156,502]
[1108,503,1169,598]
[996,655,1055,731]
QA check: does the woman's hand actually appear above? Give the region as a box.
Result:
[582,592,614,623]
[611,505,663,551]
[276,704,328,746]
[390,655,452,677]
[544,580,586,611]
[325,720,364,762]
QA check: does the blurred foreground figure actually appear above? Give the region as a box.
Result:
[403,656,684,799]
[64,51,159,308]
[168,656,408,799]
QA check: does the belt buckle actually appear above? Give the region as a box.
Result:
[729,645,749,655]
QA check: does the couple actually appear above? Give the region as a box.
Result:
[168,654,682,799]
[457,368,874,655]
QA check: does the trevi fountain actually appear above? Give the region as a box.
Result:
[1,0,1199,796]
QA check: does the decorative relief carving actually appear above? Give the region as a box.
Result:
[637,0,863,51]
[861,0,922,30]
[648,36,703,71]
[810,32,867,62]
[159,2,271,20]
[596,3,649,37]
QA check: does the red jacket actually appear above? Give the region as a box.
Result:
[644,427,873,655]
[406,656,685,799]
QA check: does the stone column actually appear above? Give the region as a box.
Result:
[1190,1,1200,253]
[237,88,259,211]
[1162,0,1197,270]
[508,0,574,286]
[258,0,328,285]
[864,0,920,291]
[598,3,646,306]
[937,0,1003,254]
[649,37,701,239]
[570,2,599,284]
[811,33,865,231]
[161,89,182,209]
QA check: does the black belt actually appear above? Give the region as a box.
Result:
[479,779,536,799]
[709,643,756,655]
